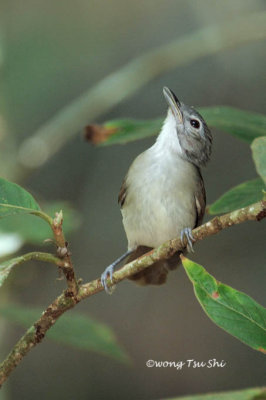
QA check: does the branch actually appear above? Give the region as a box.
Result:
[79,200,266,295]
[51,210,79,296]
[0,200,265,386]
[17,12,266,170]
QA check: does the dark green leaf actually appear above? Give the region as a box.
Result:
[0,201,81,245]
[252,136,266,184]
[0,178,41,217]
[200,107,266,143]
[165,387,266,400]
[97,107,266,146]
[182,257,266,353]
[0,304,129,363]
[208,178,265,214]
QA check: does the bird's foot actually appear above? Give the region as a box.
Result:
[180,227,195,252]
[101,264,116,294]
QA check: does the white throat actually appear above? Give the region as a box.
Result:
[153,109,183,156]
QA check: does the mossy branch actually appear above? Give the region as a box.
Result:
[0,200,265,386]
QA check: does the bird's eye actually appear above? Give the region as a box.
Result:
[190,119,200,129]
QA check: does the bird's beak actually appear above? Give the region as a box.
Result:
[163,87,183,124]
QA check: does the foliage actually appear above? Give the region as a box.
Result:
[0,305,129,363]
[0,98,265,385]
[96,107,266,146]
[0,180,128,365]
[208,178,265,214]
[182,257,266,353]
[87,106,266,353]
[0,201,80,246]
[252,136,266,184]
[0,177,41,218]
[87,109,266,214]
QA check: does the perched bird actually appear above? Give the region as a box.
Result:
[101,87,212,293]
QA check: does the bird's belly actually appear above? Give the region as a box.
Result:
[122,185,196,249]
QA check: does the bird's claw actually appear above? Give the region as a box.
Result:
[101,264,116,294]
[180,227,195,252]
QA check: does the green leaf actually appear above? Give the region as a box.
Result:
[182,257,266,353]
[165,387,266,400]
[0,178,52,226]
[0,178,41,217]
[208,178,265,214]
[0,201,81,246]
[200,107,266,143]
[102,118,162,145]
[251,136,266,184]
[95,107,266,146]
[0,305,129,363]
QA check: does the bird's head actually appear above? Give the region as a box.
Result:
[163,86,212,167]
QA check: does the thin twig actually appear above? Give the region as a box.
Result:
[0,200,265,386]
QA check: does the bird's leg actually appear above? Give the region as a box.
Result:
[180,227,195,252]
[101,249,134,294]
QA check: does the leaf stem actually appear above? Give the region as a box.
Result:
[31,210,54,227]
[10,252,66,268]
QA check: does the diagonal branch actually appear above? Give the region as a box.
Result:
[0,200,265,386]
[79,199,266,295]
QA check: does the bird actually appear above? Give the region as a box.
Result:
[101,86,212,293]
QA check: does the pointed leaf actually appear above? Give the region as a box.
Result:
[251,136,266,184]
[0,305,129,363]
[85,107,266,146]
[182,257,266,353]
[208,178,265,214]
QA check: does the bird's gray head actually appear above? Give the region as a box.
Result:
[163,86,212,167]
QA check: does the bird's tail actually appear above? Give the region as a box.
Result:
[126,246,182,286]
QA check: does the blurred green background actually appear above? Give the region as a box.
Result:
[0,0,266,399]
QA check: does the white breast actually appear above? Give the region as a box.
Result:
[121,112,198,250]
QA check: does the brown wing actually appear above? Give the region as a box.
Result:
[194,169,206,228]
[118,178,127,208]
